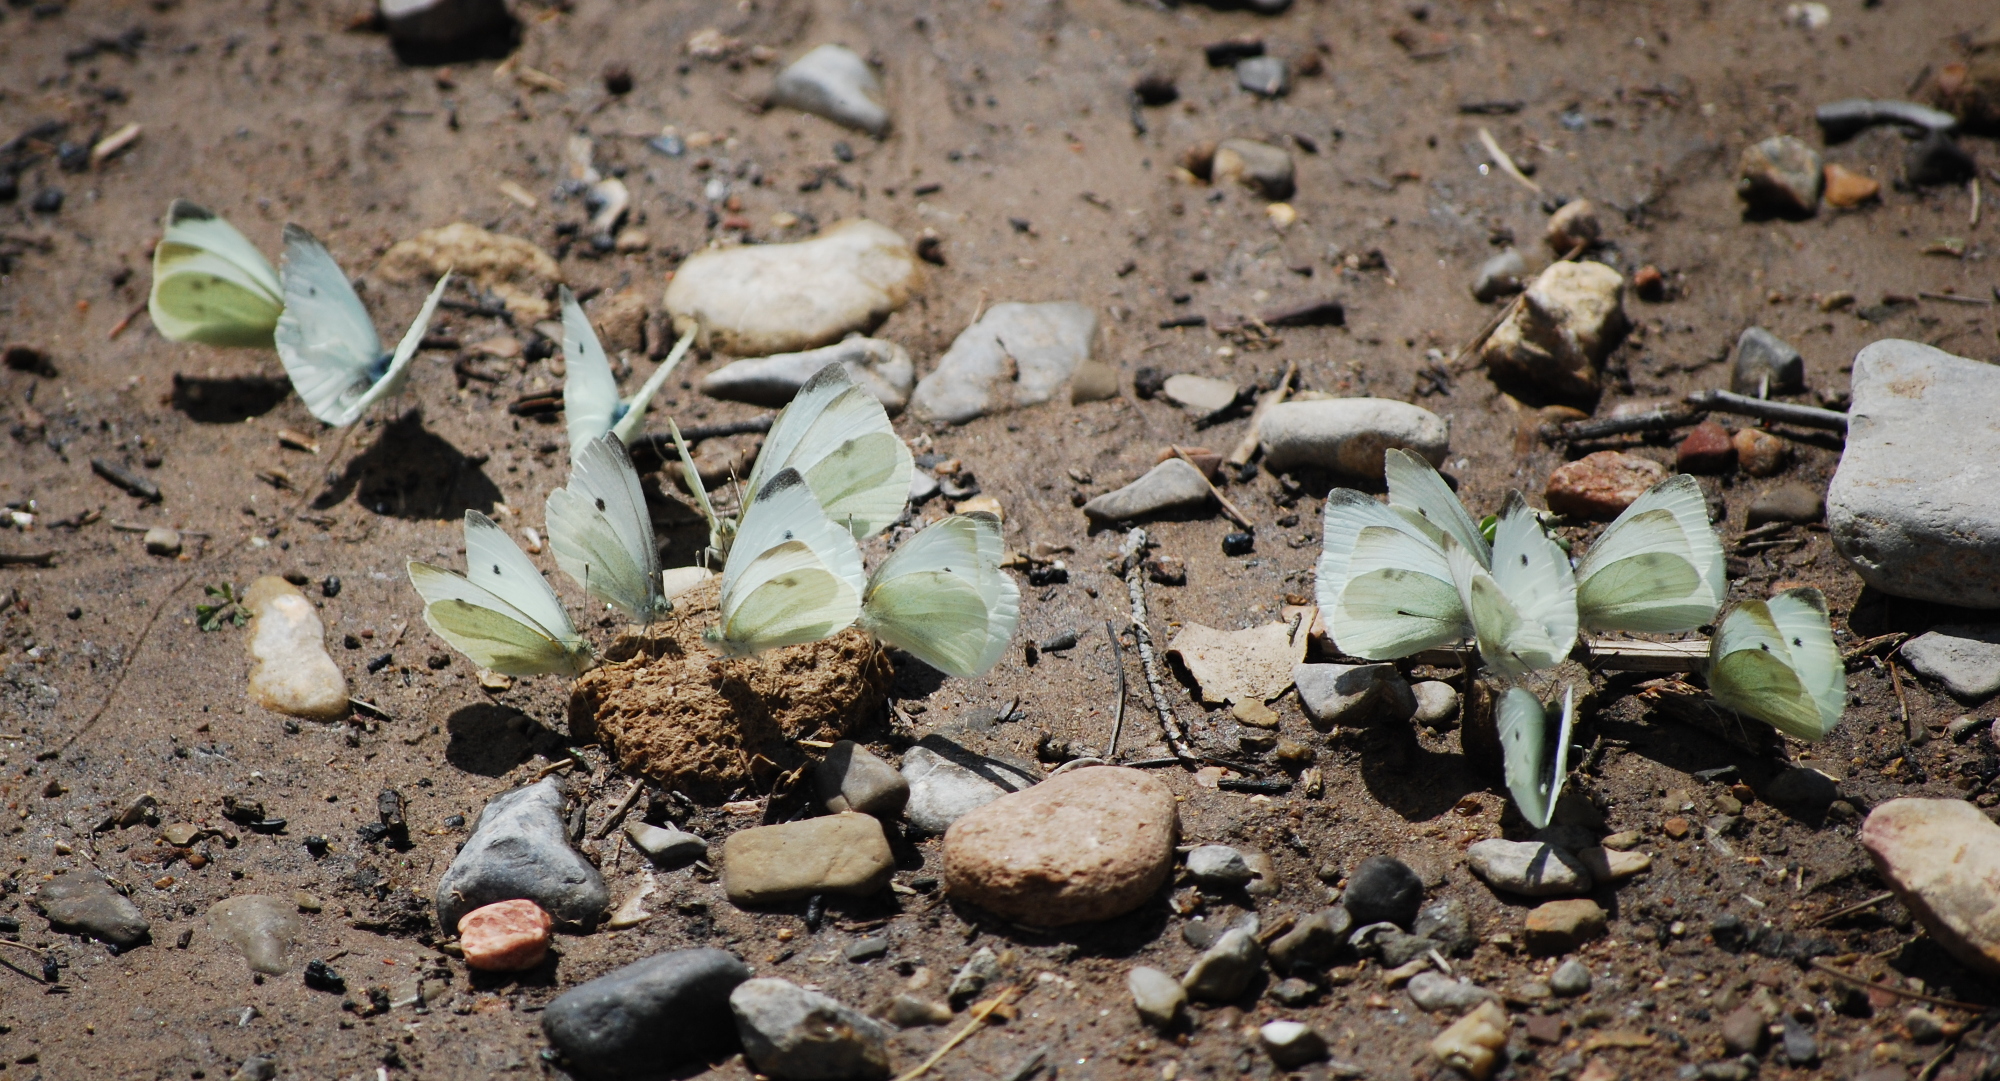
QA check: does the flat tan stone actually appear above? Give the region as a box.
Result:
[665,219,921,356]
[722,812,894,905]
[943,766,1177,926]
[243,576,348,720]
[1860,798,2000,978]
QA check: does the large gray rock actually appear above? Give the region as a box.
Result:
[1829,341,2000,607]
[435,778,609,930]
[35,870,149,948]
[701,338,915,413]
[730,978,892,1080]
[907,303,1097,425]
[1465,840,1593,897]
[1731,327,1805,395]
[1258,399,1450,476]
[665,220,922,357]
[899,738,1036,834]
[543,948,752,1078]
[771,45,890,136]
[1293,663,1416,728]
[1082,458,1213,524]
[1901,627,2000,701]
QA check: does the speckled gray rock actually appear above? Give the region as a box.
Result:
[900,739,1036,834]
[1471,249,1528,302]
[1829,341,2000,607]
[1212,139,1295,200]
[1550,958,1593,997]
[731,978,891,1081]
[228,1055,277,1081]
[1413,898,1476,956]
[947,947,1002,1007]
[1466,840,1593,897]
[908,302,1097,425]
[1343,855,1425,927]
[436,778,609,930]
[208,895,300,975]
[1901,627,2000,701]
[1082,458,1213,524]
[1259,399,1450,476]
[625,822,709,865]
[1738,135,1823,216]
[1182,923,1263,1002]
[1351,922,1438,966]
[1186,844,1256,888]
[35,870,149,948]
[1731,327,1805,395]
[1128,965,1186,1029]
[1235,55,1289,97]
[815,741,910,817]
[543,948,752,1078]
[1267,906,1353,971]
[701,338,915,413]
[1407,973,1499,1014]
[771,45,889,136]
[1411,681,1460,728]
[1294,663,1415,729]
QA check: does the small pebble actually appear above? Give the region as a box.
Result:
[884,994,952,1028]
[843,936,890,963]
[1431,1001,1509,1080]
[1128,965,1186,1029]
[302,958,346,993]
[1269,977,1318,1006]
[1731,326,1806,396]
[1410,681,1460,728]
[1342,855,1424,928]
[1182,924,1263,1001]
[1235,55,1289,97]
[1185,844,1256,888]
[1737,135,1823,216]
[1259,1020,1328,1068]
[1544,199,1601,254]
[1746,483,1824,526]
[1222,531,1254,556]
[1545,451,1668,520]
[1732,428,1789,477]
[243,577,349,720]
[1522,898,1608,955]
[1823,163,1881,207]
[458,898,552,972]
[1905,132,1977,187]
[1675,421,1736,474]
[1470,249,1526,303]
[143,527,182,556]
[626,821,709,865]
[1549,958,1592,997]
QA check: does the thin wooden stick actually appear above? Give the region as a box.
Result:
[1808,959,1991,1012]
[1807,891,1895,927]
[593,779,647,838]
[59,570,197,752]
[1169,447,1254,531]
[1123,529,1198,766]
[890,984,1025,1081]
[107,301,148,341]
[1226,361,1295,467]
[1477,126,1543,194]
[1409,637,1709,673]
[1105,619,1126,760]
[1890,661,1918,743]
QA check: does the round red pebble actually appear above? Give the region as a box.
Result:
[457,899,552,972]
[1675,421,1736,474]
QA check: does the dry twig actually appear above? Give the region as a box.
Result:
[1123,529,1198,766]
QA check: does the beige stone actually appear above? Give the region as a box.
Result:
[376,222,561,322]
[1481,261,1627,399]
[942,766,1177,926]
[1432,1000,1510,1080]
[1167,621,1308,705]
[587,289,650,354]
[1574,846,1651,882]
[243,576,348,720]
[1860,798,2000,978]
[722,812,895,905]
[665,219,922,356]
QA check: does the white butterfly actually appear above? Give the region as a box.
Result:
[274,224,449,427]
[1497,684,1576,829]
[1383,449,1492,567]
[1319,488,1470,660]
[408,511,594,677]
[1706,587,1845,742]
[681,363,913,560]
[858,513,1020,678]
[1573,475,1725,633]
[1448,493,1578,678]
[560,285,695,459]
[707,467,868,656]
[148,200,284,348]
[546,433,668,624]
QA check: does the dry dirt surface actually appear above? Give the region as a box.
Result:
[2,1,1999,1080]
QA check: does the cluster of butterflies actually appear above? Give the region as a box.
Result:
[1317,450,1845,828]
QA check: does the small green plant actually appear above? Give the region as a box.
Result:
[195,584,250,632]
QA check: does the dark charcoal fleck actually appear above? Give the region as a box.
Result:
[321,575,341,598]
[1222,532,1255,556]
[304,959,346,993]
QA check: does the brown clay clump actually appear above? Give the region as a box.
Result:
[568,579,893,797]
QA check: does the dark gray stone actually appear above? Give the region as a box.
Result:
[1342,855,1424,928]
[1900,626,2000,701]
[1348,922,1434,966]
[731,977,892,1080]
[436,778,609,930]
[1731,327,1805,396]
[543,948,752,1079]
[35,870,149,948]
[1412,898,1476,957]
[815,741,910,817]
[1267,906,1353,971]
[1765,767,1840,817]
[1781,1015,1819,1066]
[378,0,510,49]
[1182,925,1263,1002]
[1906,132,1977,187]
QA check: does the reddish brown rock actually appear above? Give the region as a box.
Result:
[1544,451,1668,520]
[1631,264,1666,302]
[942,766,1177,926]
[1523,899,1607,955]
[458,899,553,972]
[1823,164,1881,208]
[1675,421,1736,474]
[1732,427,1789,477]
[1860,798,2000,978]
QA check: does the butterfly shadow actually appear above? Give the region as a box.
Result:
[313,409,502,520]
[1354,724,1482,822]
[444,703,564,777]
[169,371,293,423]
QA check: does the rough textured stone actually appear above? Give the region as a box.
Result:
[1471,248,1527,302]
[458,898,553,972]
[1161,373,1240,413]
[625,822,708,864]
[1731,327,1806,396]
[1169,621,1306,705]
[1732,428,1789,477]
[143,526,181,556]
[36,870,149,948]
[377,222,560,322]
[814,741,909,817]
[1544,200,1602,254]
[1549,958,1592,997]
[1738,135,1824,216]
[1829,341,2000,607]
[1676,421,1736,473]
[1860,798,2000,978]
[665,220,920,357]
[1467,840,1594,897]
[1431,1000,1510,1080]
[1766,766,1841,816]
[771,45,890,136]
[901,738,1037,834]
[1235,55,1289,97]
[1259,1020,1328,1068]
[1268,906,1354,970]
[1082,458,1213,524]
[1574,847,1651,883]
[908,302,1097,425]
[1258,398,1450,476]
[1211,139,1294,200]
[1186,844,1256,888]
[942,766,1177,926]
[1901,627,2000,701]
[1746,483,1825,527]
[208,895,298,975]
[543,948,752,1078]
[1408,972,1500,1014]
[1182,924,1263,1001]
[1480,261,1627,398]
[722,813,895,905]
[1545,451,1668,520]
[1824,163,1882,207]
[435,778,609,930]
[1343,855,1426,928]
[243,576,348,720]
[730,978,892,1081]
[1128,965,1186,1029]
[1413,898,1477,956]
[1720,1002,1766,1055]
[1523,898,1608,954]
[701,338,915,413]
[1294,663,1416,728]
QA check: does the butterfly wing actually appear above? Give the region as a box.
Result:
[274,225,387,425]
[744,364,913,541]
[1574,475,1724,632]
[610,325,698,445]
[1707,599,1824,739]
[712,468,866,654]
[1459,495,1576,677]
[561,286,623,454]
[407,560,590,676]
[1318,489,1442,612]
[1331,524,1469,659]
[861,514,1016,677]
[333,270,448,426]
[1764,587,1845,738]
[459,510,581,644]
[1384,449,1491,567]
[1498,687,1549,828]
[148,200,284,347]
[548,434,665,621]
